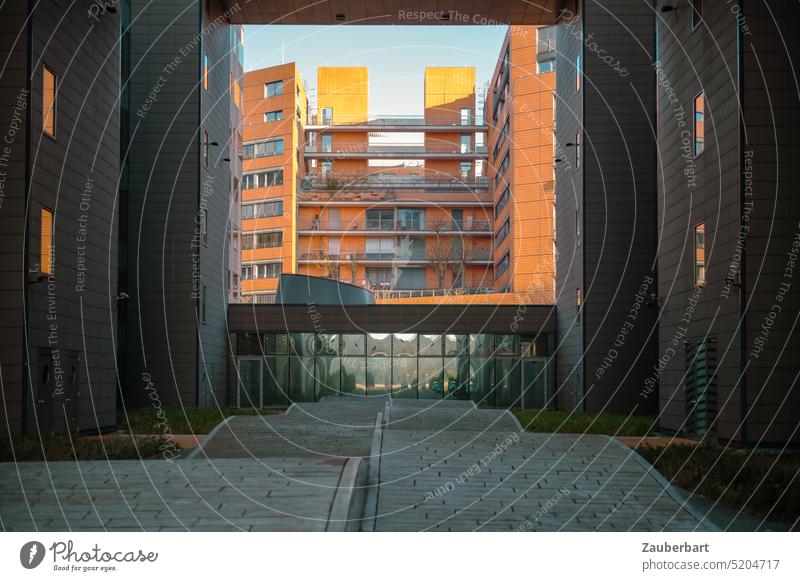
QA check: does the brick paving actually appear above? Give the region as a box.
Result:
[0,398,709,532]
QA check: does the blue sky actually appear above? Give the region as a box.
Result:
[242,25,508,117]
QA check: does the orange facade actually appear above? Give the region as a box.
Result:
[240,64,306,299]
[241,40,555,305]
[486,25,556,304]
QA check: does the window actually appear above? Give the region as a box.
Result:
[242,199,283,220]
[264,110,283,122]
[460,108,472,125]
[202,131,209,169]
[537,60,555,74]
[203,54,209,91]
[242,169,283,190]
[576,209,581,247]
[694,222,705,286]
[694,93,705,156]
[576,288,582,323]
[495,252,510,277]
[232,75,241,109]
[396,267,426,290]
[494,218,510,247]
[537,26,556,55]
[692,0,703,30]
[320,107,333,124]
[575,130,582,168]
[242,231,283,249]
[321,160,333,174]
[366,267,392,288]
[242,138,284,159]
[460,162,472,181]
[366,209,394,231]
[242,262,281,280]
[321,134,332,153]
[366,238,395,259]
[265,80,283,97]
[397,208,425,231]
[575,55,582,92]
[495,186,510,216]
[40,208,54,275]
[494,152,510,188]
[493,119,509,159]
[43,66,56,137]
[460,134,472,154]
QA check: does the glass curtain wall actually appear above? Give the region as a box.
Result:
[235,332,553,407]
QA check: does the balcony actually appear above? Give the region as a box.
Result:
[299,173,488,194]
[373,286,497,301]
[298,247,492,264]
[306,114,487,133]
[297,219,492,235]
[304,142,487,160]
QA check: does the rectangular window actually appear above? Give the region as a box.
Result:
[366,208,394,231]
[576,288,582,322]
[233,77,240,109]
[242,138,284,159]
[575,130,582,169]
[397,208,425,231]
[245,262,281,279]
[460,134,472,154]
[494,218,510,247]
[365,238,395,259]
[242,169,283,190]
[576,55,582,92]
[460,162,472,181]
[495,185,510,216]
[494,152,510,189]
[321,134,332,153]
[692,0,703,30]
[366,267,392,288]
[396,267,426,290]
[493,119,509,159]
[264,110,283,122]
[242,231,283,249]
[265,80,283,97]
[43,66,56,137]
[694,93,705,156]
[460,108,472,125]
[203,54,209,91]
[495,252,510,277]
[202,131,209,169]
[241,199,283,220]
[537,60,555,74]
[40,207,54,275]
[694,222,705,286]
[537,25,556,55]
[320,107,333,124]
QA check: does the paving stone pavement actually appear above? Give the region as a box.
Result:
[373,401,709,532]
[0,398,709,532]
[0,457,345,531]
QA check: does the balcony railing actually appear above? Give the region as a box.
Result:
[372,286,497,300]
[307,114,486,128]
[299,173,489,192]
[304,143,488,156]
[298,247,492,263]
[298,219,492,234]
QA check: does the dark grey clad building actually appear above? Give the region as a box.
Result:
[121,0,240,409]
[555,0,659,416]
[0,2,121,435]
[655,0,800,446]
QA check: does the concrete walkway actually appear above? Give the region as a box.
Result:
[0,398,711,531]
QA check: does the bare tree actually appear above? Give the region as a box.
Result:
[427,221,453,289]
[319,249,339,280]
[348,252,360,285]
[448,237,473,290]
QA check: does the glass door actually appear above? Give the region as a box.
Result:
[521,358,548,409]
[237,357,262,408]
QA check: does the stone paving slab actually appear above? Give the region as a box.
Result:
[0,458,344,531]
[374,429,708,532]
[387,400,519,433]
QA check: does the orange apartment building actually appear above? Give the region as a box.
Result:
[240,63,307,301]
[486,25,556,304]
[239,25,555,304]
